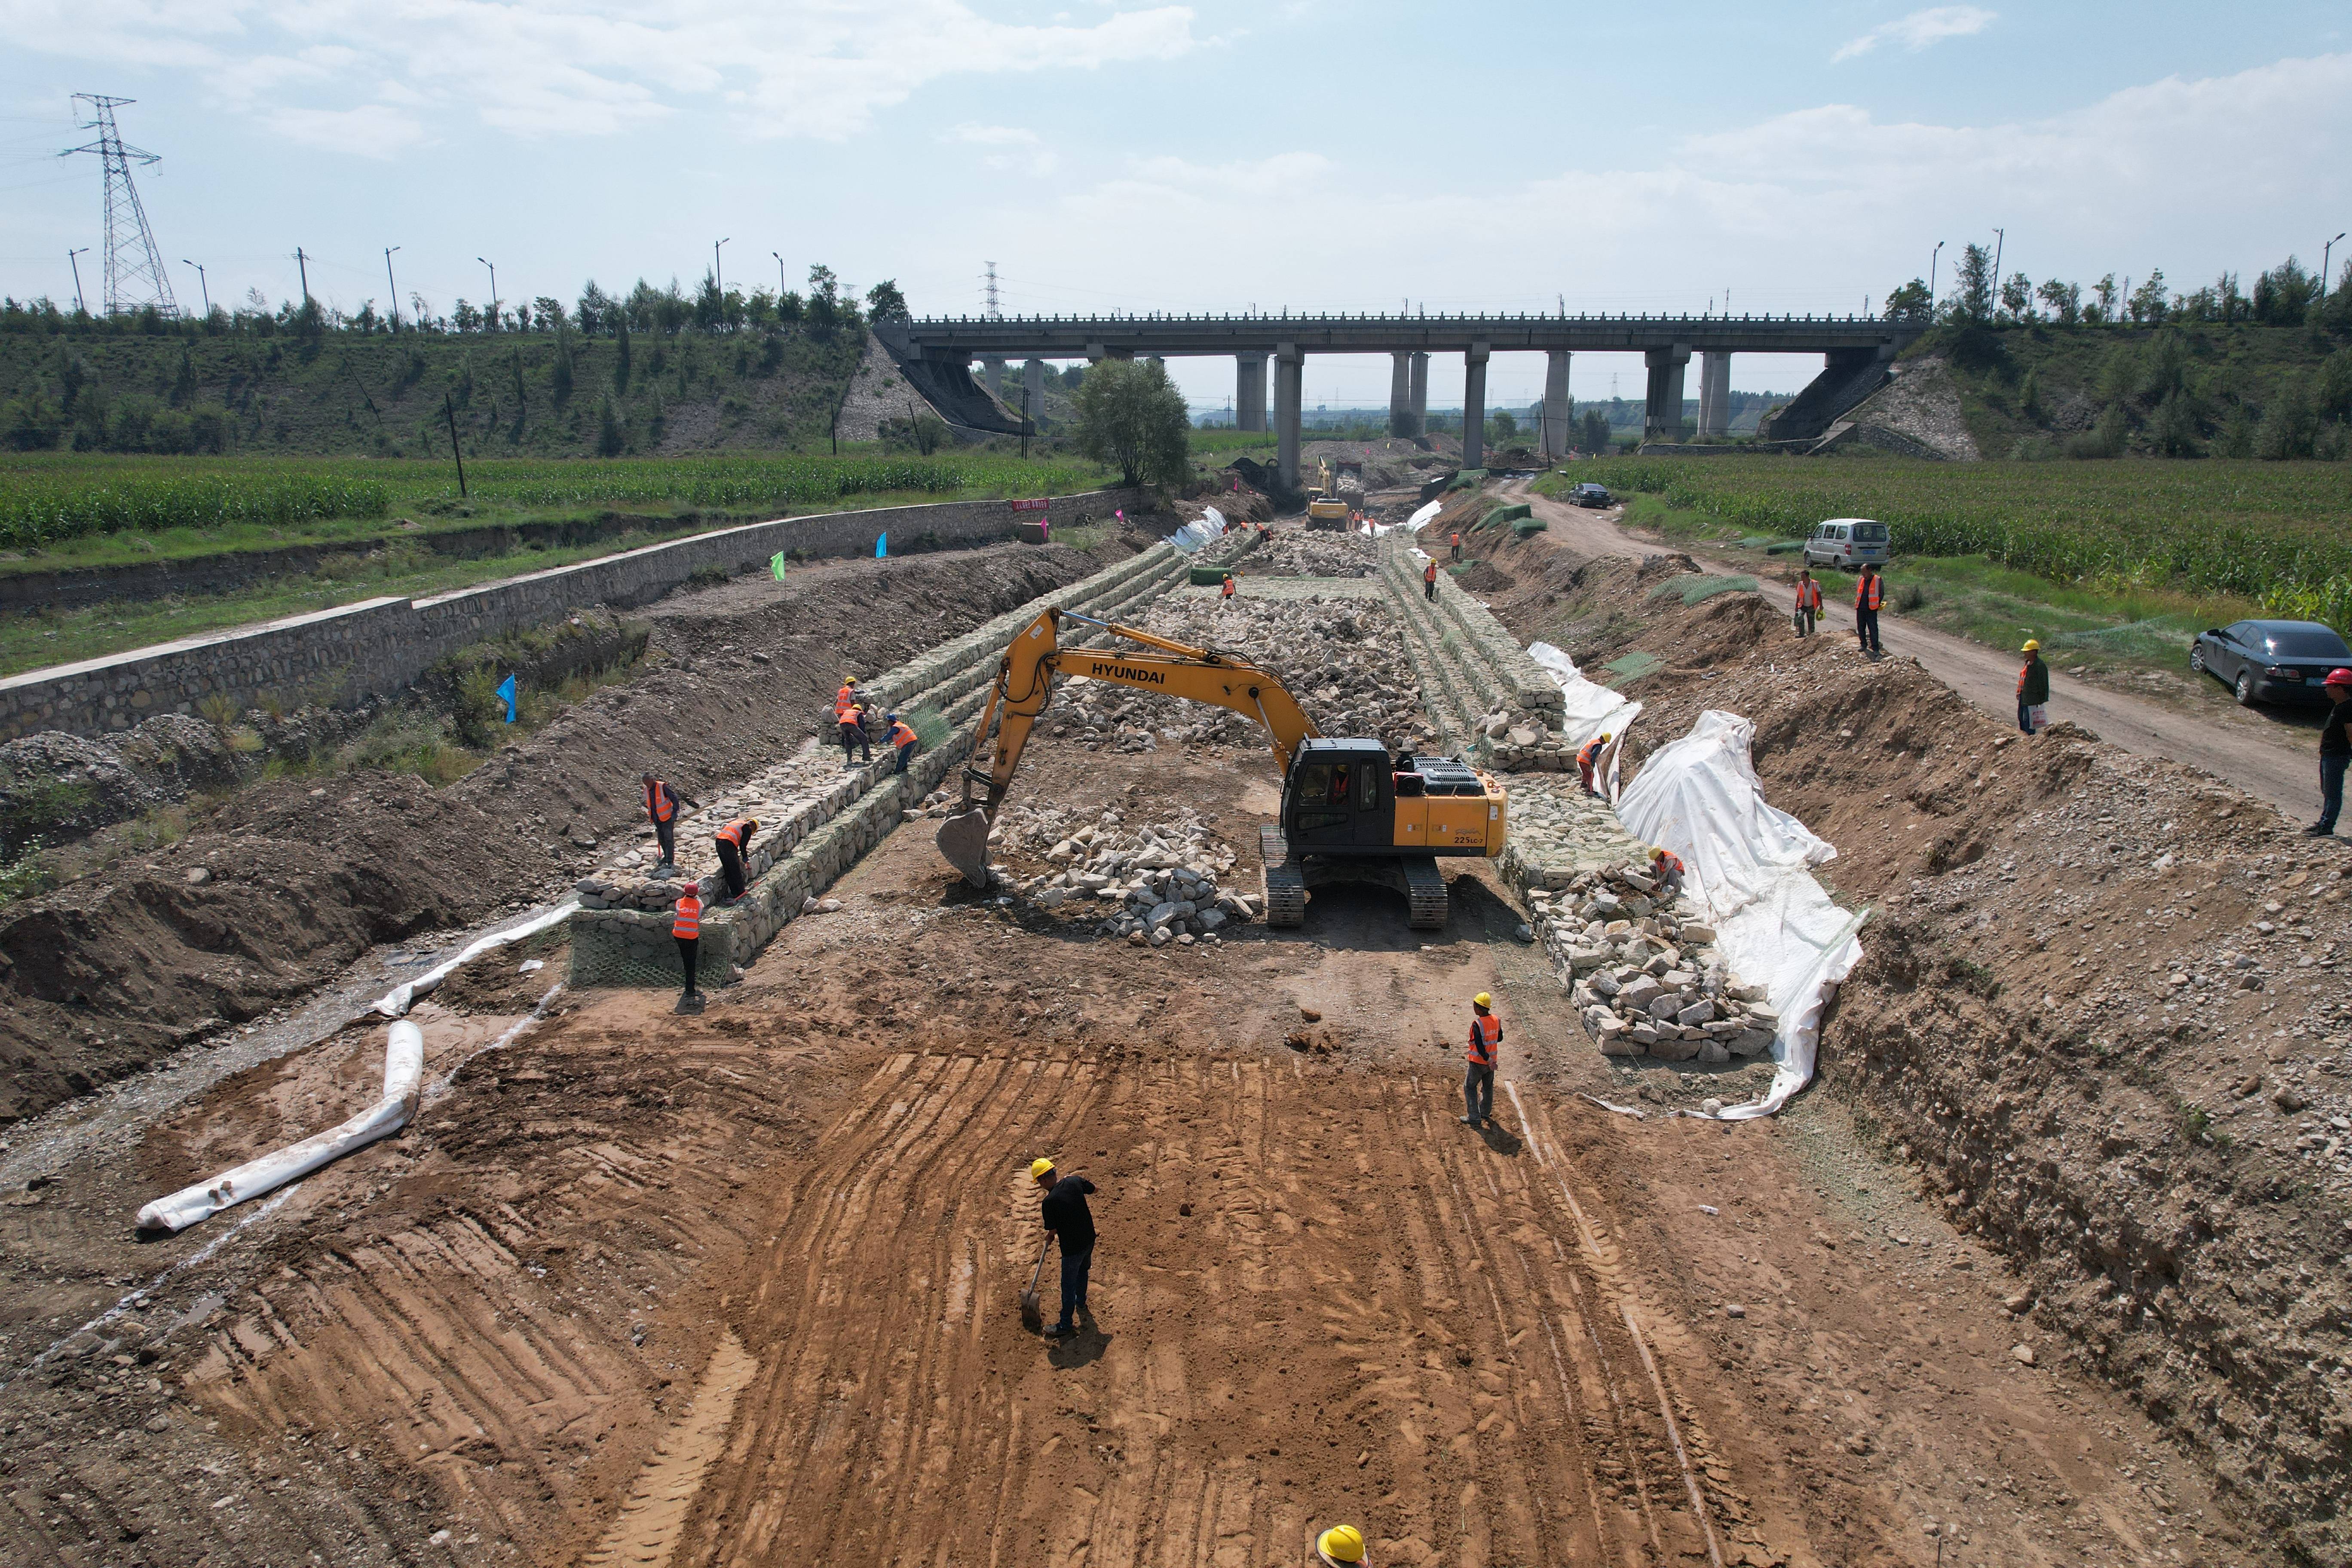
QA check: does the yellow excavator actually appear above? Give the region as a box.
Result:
[934,609,1507,929]
[1305,458,1350,531]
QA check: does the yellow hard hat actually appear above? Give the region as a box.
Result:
[844,674,859,684]
[1029,1158,1055,1180]
[1473,992,1492,1008]
[1650,845,1668,860]
[2021,638,2040,652]
[1599,731,1611,742]
[1317,1525,1366,1564]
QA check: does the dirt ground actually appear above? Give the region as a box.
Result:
[0,557,2263,1568]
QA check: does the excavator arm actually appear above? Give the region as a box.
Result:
[934,609,1320,885]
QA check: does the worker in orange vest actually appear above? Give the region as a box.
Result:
[1449,530,1462,563]
[836,676,872,767]
[1423,557,1439,601]
[1576,732,1611,796]
[713,817,759,901]
[672,882,704,1005]
[1853,564,1884,657]
[1793,570,1822,638]
[1648,845,1686,898]
[886,711,919,775]
[1221,571,1237,603]
[640,772,701,870]
[1461,991,1503,1127]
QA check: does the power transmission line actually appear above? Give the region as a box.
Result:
[60,94,178,318]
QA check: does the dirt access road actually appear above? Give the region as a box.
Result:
[1508,479,2328,825]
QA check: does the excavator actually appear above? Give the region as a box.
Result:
[1304,458,1351,531]
[934,609,1507,930]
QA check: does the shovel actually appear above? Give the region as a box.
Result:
[1018,1234,1053,1332]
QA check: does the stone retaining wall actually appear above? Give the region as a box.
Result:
[1378,531,1575,772]
[0,487,1150,744]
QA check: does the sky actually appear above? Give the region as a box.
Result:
[2,1,2348,413]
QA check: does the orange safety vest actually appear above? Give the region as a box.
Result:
[1856,576,1883,611]
[1450,532,1461,546]
[1424,560,1438,583]
[889,720,917,748]
[646,778,678,823]
[672,892,701,940]
[834,685,860,721]
[714,818,753,850]
[1222,576,1236,598]
[1654,851,1684,880]
[1577,738,1605,772]
[2017,659,2039,696]
[1797,579,1822,611]
[1467,1011,1501,1069]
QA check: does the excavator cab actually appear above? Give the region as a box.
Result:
[1284,741,1393,851]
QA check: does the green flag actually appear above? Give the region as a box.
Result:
[770,550,788,581]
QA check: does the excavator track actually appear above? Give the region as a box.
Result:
[1400,856,1449,929]
[1259,825,1307,927]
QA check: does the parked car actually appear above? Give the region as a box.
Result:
[1801,518,1891,570]
[1568,482,1611,508]
[2190,619,2352,707]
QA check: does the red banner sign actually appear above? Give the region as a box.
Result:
[1009,497,1052,512]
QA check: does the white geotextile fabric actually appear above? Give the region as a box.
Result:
[1376,498,1443,537]
[1526,641,1643,798]
[1170,507,1228,553]
[137,1022,425,1233]
[370,901,577,1017]
[1614,710,1865,1120]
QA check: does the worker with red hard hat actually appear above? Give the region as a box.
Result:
[2308,668,2352,837]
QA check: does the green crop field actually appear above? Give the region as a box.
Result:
[1549,457,2352,626]
[0,449,1112,551]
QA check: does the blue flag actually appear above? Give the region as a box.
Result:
[875,532,888,558]
[496,674,518,723]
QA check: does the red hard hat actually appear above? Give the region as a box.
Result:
[2328,669,2352,687]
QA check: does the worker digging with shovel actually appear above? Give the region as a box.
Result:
[1023,1157,1097,1339]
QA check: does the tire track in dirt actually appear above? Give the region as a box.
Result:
[582,1332,760,1568]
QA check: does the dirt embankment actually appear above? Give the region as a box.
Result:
[0,537,1146,1126]
[1465,512,2352,1563]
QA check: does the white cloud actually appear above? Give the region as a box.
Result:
[1833,5,1995,63]
[945,123,1060,176]
[4,0,1201,146]
[260,103,431,159]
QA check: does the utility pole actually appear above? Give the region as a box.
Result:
[443,393,469,498]
[180,258,208,315]
[294,247,312,309]
[477,256,497,330]
[984,261,1001,319]
[67,248,89,315]
[61,95,178,317]
[1020,385,1030,459]
[384,246,401,331]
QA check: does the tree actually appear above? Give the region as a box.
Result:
[596,397,625,456]
[1882,278,1932,323]
[1948,243,1995,324]
[2089,274,2119,323]
[805,265,842,334]
[577,280,614,336]
[612,322,632,394]
[1579,408,1611,453]
[1486,409,1519,445]
[865,279,910,324]
[2035,278,2081,325]
[1072,357,1191,488]
[2128,270,2169,325]
[2256,377,2318,459]
[2319,348,2352,423]
[2150,389,2201,456]
[1999,273,2034,323]
[2253,257,2318,326]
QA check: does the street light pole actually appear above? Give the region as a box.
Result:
[772,250,789,300]
[384,246,402,331]
[1929,240,1945,320]
[714,236,729,301]
[180,259,209,316]
[1991,227,2006,317]
[2325,233,2347,305]
[477,256,497,331]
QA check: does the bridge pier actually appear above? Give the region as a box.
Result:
[1408,352,1428,437]
[1389,352,1412,438]
[981,357,1005,398]
[1023,358,1044,425]
[1697,351,1731,437]
[1643,344,1690,444]
[1543,349,1571,457]
[1461,344,1489,469]
[1274,344,1302,494]
[1236,354,1266,432]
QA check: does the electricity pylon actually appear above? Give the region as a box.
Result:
[61,94,179,318]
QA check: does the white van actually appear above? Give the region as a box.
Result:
[1802,518,1890,570]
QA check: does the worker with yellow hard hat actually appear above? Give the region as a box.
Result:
[1576,731,1611,796]
[1648,844,1686,897]
[2018,637,2049,736]
[1461,992,1502,1128]
[1315,1524,1368,1566]
[1032,1155,1098,1339]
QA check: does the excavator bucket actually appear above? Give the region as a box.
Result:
[936,808,994,888]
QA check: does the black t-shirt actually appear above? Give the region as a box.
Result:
[1040,1175,1096,1251]
[2325,700,2352,758]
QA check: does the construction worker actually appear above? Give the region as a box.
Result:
[1221,571,1237,603]
[2017,639,2049,735]
[2308,668,2352,836]
[1423,556,1439,601]
[887,711,919,775]
[1793,570,1822,637]
[1648,844,1686,898]
[834,674,861,721]
[1461,992,1501,1127]
[1032,1158,1097,1339]
[641,772,701,870]
[1314,1524,1368,1567]
[1576,732,1611,796]
[713,817,758,900]
[1853,563,1884,657]
[837,697,872,767]
[1449,529,1462,562]
[672,881,703,1005]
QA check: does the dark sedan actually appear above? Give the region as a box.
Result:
[2190,619,2352,707]
[1569,482,1612,508]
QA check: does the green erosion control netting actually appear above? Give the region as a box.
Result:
[1649,573,1758,606]
[903,707,955,750]
[1482,502,1532,527]
[1605,650,1663,683]
[569,940,690,991]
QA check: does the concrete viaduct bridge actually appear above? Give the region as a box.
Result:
[891,312,1929,490]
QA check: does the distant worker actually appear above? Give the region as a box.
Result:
[1461,992,1502,1127]
[887,711,919,775]
[1854,564,1884,658]
[1314,1524,1369,1567]
[641,772,701,871]
[1794,570,1822,637]
[1032,1157,1098,1340]
[1424,557,1439,601]
[838,695,872,767]
[834,674,861,720]
[1449,530,1462,562]
[2017,639,2049,735]
[1576,732,1611,796]
[713,817,758,901]
[1221,571,1237,603]
[671,882,703,1006]
[2307,668,2352,837]
[1648,845,1686,898]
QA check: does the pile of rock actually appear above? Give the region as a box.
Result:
[999,807,1259,947]
[1253,530,1379,578]
[1473,703,1577,772]
[1533,861,1780,1062]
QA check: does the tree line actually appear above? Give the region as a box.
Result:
[1883,246,2352,331]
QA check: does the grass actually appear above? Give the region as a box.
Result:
[1188,428,1277,462]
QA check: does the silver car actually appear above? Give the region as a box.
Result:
[1802,518,1890,570]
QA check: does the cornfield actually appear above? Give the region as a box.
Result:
[1573,457,2352,628]
[0,465,390,546]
